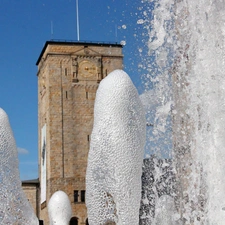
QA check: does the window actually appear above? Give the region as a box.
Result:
[86,218,89,225]
[70,217,78,225]
[74,190,79,202]
[81,190,85,202]
[65,68,67,76]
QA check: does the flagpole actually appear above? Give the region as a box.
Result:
[76,0,80,41]
[51,21,54,39]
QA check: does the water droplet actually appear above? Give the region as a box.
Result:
[120,40,126,46]
[137,19,145,24]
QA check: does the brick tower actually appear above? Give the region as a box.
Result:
[36,41,123,225]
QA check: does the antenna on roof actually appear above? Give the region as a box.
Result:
[76,0,80,41]
[51,21,54,39]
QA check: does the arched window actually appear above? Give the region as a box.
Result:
[86,218,89,225]
[70,217,78,225]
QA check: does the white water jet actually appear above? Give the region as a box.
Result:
[86,70,146,225]
[171,1,225,223]
[0,108,38,225]
[154,195,177,225]
[139,0,225,224]
[48,190,72,225]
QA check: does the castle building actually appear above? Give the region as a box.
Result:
[21,178,40,217]
[34,40,123,225]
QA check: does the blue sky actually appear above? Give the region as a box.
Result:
[0,0,150,180]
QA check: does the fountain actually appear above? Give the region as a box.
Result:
[2,1,223,224]
[86,70,146,225]
[139,0,225,224]
[0,108,39,225]
[48,190,72,225]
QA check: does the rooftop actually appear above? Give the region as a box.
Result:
[36,39,123,65]
[21,178,39,185]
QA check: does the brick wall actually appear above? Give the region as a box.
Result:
[37,41,123,225]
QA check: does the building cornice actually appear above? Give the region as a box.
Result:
[36,40,123,66]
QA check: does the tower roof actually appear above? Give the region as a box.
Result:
[36,40,123,65]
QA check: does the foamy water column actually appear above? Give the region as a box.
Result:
[86,70,146,225]
[139,0,225,223]
[0,108,38,225]
[154,195,177,225]
[173,1,225,223]
[48,191,72,225]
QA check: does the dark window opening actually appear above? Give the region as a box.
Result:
[66,91,68,99]
[81,190,85,202]
[70,217,78,225]
[65,68,67,76]
[87,135,90,142]
[86,92,88,99]
[74,190,79,202]
[86,218,89,225]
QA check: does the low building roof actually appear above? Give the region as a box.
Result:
[22,178,39,185]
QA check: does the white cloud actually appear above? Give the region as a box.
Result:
[17,147,29,154]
